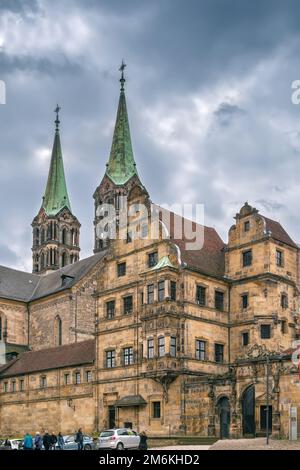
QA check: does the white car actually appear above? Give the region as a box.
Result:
[98,428,140,450]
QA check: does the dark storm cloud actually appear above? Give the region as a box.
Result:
[1,0,300,269]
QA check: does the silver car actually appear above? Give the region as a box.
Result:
[59,435,94,450]
[98,429,140,450]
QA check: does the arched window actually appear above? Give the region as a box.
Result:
[54,316,62,346]
[40,252,45,269]
[40,228,45,244]
[61,252,67,267]
[34,227,39,246]
[62,228,68,245]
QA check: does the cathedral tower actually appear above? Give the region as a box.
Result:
[93,62,149,252]
[32,106,80,274]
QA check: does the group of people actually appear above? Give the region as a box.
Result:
[23,431,66,450]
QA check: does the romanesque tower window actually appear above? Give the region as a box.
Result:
[196,340,206,360]
[117,262,126,277]
[276,249,284,267]
[260,324,271,339]
[158,336,165,357]
[147,284,154,304]
[106,350,116,368]
[123,347,134,366]
[243,249,252,267]
[148,251,158,268]
[196,285,206,306]
[215,291,224,311]
[147,338,154,359]
[123,296,133,314]
[215,343,224,363]
[106,300,115,319]
[158,280,165,302]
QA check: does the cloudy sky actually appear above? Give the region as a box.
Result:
[1,0,300,272]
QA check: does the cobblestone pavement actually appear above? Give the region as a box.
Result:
[150,445,210,450]
[210,438,300,450]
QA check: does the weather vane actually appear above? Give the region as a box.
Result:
[119,60,126,90]
[55,104,61,131]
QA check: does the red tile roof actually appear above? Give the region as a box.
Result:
[263,216,298,249]
[0,340,95,378]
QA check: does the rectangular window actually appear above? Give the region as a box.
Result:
[170,336,177,357]
[152,401,161,419]
[158,280,165,302]
[123,295,133,314]
[242,332,249,346]
[281,294,288,309]
[140,292,144,305]
[215,291,224,311]
[40,376,46,388]
[117,262,126,277]
[196,285,206,306]
[147,284,154,304]
[106,300,115,319]
[85,371,92,382]
[4,382,8,393]
[123,347,134,366]
[75,372,81,384]
[276,250,284,267]
[64,373,70,385]
[19,379,24,391]
[243,250,252,267]
[170,281,177,301]
[147,338,154,359]
[196,340,206,361]
[106,350,116,368]
[215,344,224,363]
[242,294,248,309]
[244,221,250,232]
[261,324,271,339]
[148,251,158,268]
[158,337,165,357]
[11,380,16,392]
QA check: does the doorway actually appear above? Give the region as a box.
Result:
[260,405,272,432]
[218,397,230,439]
[108,406,116,428]
[242,385,255,436]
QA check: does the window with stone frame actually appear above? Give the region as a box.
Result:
[281,293,288,309]
[148,251,158,268]
[147,338,154,359]
[64,373,70,385]
[196,285,206,306]
[244,220,250,232]
[147,284,154,304]
[19,379,24,391]
[40,376,47,388]
[170,336,177,357]
[106,300,115,319]
[215,291,224,311]
[276,249,284,267]
[243,249,252,267]
[158,336,165,357]
[11,380,16,392]
[117,262,126,277]
[106,350,116,368]
[215,343,224,363]
[242,293,249,309]
[123,295,133,314]
[123,347,134,366]
[196,340,206,360]
[3,382,8,393]
[260,324,271,339]
[158,280,165,302]
[242,332,249,346]
[85,370,92,382]
[75,372,81,384]
[170,281,177,301]
[152,401,161,419]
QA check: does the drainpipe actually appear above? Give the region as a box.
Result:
[27,302,30,348]
[228,284,231,367]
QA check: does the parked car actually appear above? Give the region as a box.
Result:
[58,435,94,450]
[98,428,140,450]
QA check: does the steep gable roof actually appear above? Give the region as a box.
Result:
[262,216,298,249]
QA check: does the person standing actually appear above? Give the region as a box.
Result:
[75,428,84,450]
[23,432,33,450]
[42,431,51,451]
[138,431,148,450]
[57,432,64,450]
[34,432,43,450]
[50,432,57,450]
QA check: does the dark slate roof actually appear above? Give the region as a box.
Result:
[263,216,298,249]
[115,394,147,407]
[0,252,106,303]
[0,339,95,377]
[159,207,225,277]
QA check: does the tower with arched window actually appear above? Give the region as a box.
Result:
[32,106,80,274]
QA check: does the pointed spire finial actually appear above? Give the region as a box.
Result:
[55,104,61,131]
[119,60,126,91]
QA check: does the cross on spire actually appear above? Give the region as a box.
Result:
[119,60,126,90]
[55,104,61,131]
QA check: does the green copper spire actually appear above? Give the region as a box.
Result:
[105,61,138,185]
[42,105,72,216]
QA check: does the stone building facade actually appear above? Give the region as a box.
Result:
[0,69,300,439]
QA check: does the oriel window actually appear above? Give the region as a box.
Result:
[170,281,177,301]
[158,280,165,302]
[147,284,154,304]
[148,252,158,268]
[170,336,177,357]
[147,338,154,359]
[158,337,165,357]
